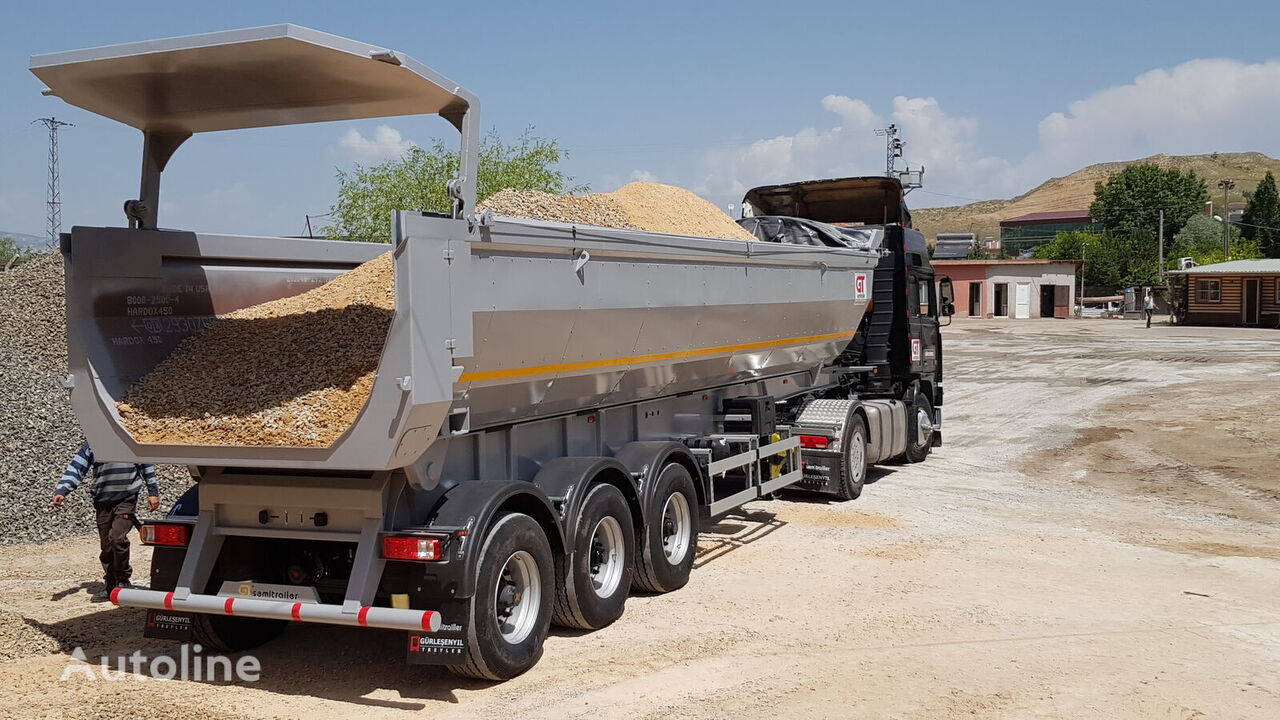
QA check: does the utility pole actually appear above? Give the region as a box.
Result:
[33,117,73,248]
[1217,178,1235,257]
[1158,209,1164,281]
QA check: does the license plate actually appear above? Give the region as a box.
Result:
[217,581,320,603]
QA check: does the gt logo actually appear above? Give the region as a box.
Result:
[911,338,921,362]
[854,273,869,300]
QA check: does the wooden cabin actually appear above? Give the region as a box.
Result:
[1169,259,1280,327]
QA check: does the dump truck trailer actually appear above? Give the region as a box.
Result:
[31,25,951,680]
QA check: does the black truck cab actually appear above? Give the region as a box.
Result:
[739,176,952,460]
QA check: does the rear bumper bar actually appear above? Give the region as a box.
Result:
[111,587,442,633]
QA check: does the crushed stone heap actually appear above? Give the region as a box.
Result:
[118,183,753,448]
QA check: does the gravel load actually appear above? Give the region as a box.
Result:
[118,252,394,447]
[112,182,753,449]
[0,255,192,546]
[480,188,638,230]
[481,182,758,242]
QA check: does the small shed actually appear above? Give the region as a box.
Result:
[1168,259,1280,327]
[931,259,1080,319]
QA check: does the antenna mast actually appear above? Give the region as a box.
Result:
[874,123,924,193]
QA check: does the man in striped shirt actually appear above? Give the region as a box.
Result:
[52,442,160,602]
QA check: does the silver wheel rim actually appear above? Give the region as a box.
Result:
[660,492,691,565]
[588,516,625,598]
[915,407,933,448]
[494,550,540,644]
[848,427,865,477]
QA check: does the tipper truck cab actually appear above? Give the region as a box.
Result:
[31,25,951,680]
[739,176,952,487]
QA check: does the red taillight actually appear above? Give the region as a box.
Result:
[799,435,830,450]
[140,523,190,547]
[382,536,443,561]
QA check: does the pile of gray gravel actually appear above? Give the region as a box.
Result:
[0,255,191,546]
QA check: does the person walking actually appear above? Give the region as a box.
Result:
[52,442,159,602]
[1144,290,1156,328]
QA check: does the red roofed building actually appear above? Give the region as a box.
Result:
[1000,209,1099,256]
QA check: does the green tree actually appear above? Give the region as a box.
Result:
[324,129,585,243]
[1170,214,1261,266]
[0,237,34,270]
[1241,170,1280,257]
[1035,230,1162,290]
[1090,163,1209,239]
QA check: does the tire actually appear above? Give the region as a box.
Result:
[451,513,555,681]
[191,612,289,653]
[553,483,635,630]
[834,415,868,500]
[903,393,934,464]
[632,463,699,593]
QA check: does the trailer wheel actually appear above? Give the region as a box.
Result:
[188,569,288,654]
[452,513,554,681]
[903,395,934,463]
[633,463,699,593]
[552,483,635,630]
[835,415,868,500]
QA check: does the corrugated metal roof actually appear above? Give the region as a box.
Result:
[1167,259,1280,275]
[1000,209,1094,225]
[931,259,1082,266]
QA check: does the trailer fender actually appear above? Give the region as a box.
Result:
[531,457,642,534]
[612,441,704,510]
[424,481,564,600]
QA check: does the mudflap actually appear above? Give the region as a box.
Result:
[405,599,467,665]
[800,450,844,495]
[144,609,194,641]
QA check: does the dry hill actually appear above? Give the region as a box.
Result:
[913,152,1280,242]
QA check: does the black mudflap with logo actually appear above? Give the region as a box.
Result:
[405,600,467,665]
[800,449,843,495]
[144,609,194,641]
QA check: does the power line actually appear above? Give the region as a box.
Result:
[33,117,72,249]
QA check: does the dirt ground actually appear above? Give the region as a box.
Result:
[2,317,1278,719]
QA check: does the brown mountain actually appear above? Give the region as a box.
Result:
[912,152,1280,242]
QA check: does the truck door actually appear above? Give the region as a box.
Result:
[908,272,940,374]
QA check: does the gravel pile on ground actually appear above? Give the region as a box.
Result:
[0,609,60,660]
[0,256,192,546]
[481,181,758,242]
[118,252,395,447]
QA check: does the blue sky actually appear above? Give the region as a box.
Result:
[3,0,1280,238]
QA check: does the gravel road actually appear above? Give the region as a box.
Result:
[2,318,1278,719]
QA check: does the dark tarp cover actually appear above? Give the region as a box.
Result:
[738,216,882,250]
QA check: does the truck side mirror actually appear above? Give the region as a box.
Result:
[938,276,954,306]
[942,302,956,317]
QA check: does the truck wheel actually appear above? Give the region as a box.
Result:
[632,463,698,593]
[452,513,554,681]
[553,483,635,630]
[835,416,868,500]
[903,395,934,463]
[191,613,288,653]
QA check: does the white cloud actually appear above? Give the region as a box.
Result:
[693,96,884,200]
[629,169,659,183]
[1028,58,1280,175]
[335,125,416,165]
[691,57,1280,210]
